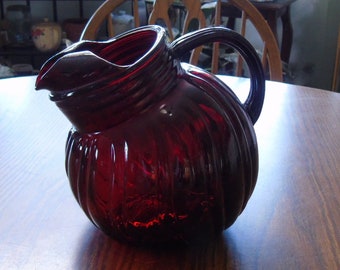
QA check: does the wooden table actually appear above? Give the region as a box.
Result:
[0,76,339,269]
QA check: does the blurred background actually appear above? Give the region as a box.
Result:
[0,0,339,91]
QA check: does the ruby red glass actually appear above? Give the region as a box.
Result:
[36,25,265,244]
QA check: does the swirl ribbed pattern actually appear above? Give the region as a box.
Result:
[37,26,260,244]
[65,62,258,244]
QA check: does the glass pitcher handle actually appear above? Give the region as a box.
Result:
[170,27,265,124]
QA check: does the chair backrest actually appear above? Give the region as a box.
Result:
[148,0,206,37]
[147,0,176,40]
[80,0,281,80]
[202,0,283,81]
[80,0,140,40]
[81,0,206,41]
[81,0,206,65]
[148,0,206,65]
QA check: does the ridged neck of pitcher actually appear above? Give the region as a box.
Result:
[51,26,180,133]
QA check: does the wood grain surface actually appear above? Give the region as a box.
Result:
[0,76,339,269]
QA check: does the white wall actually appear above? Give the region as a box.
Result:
[289,0,340,90]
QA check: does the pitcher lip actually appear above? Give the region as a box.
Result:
[35,25,167,92]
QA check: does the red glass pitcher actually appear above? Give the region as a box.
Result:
[36,25,265,244]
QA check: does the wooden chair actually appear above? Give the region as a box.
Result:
[202,0,283,81]
[147,0,177,40]
[80,0,140,40]
[148,0,206,65]
[81,0,206,65]
[148,0,206,37]
[80,0,206,41]
[81,0,281,80]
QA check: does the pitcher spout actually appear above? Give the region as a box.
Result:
[34,25,173,133]
[35,40,129,93]
[36,26,166,94]
[35,50,126,93]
